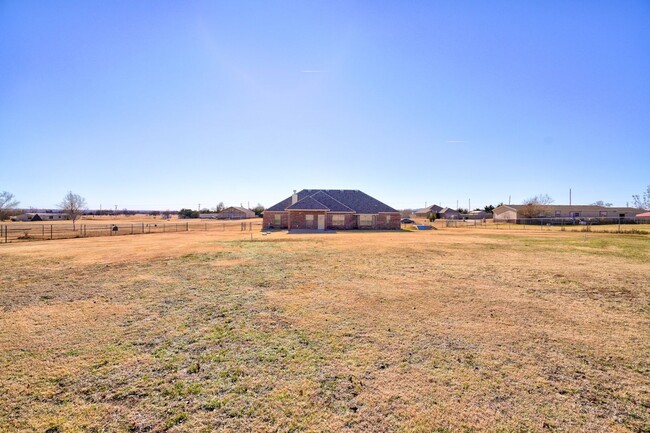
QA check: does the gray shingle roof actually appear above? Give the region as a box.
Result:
[267,189,398,214]
[286,196,330,210]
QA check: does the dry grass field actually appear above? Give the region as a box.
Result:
[0,228,648,432]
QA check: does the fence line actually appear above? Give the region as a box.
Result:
[438,217,649,233]
[0,220,263,244]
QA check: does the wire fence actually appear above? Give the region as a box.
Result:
[439,217,650,233]
[0,220,263,244]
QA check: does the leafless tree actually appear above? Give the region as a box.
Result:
[632,185,650,210]
[519,194,554,218]
[59,191,87,229]
[0,191,20,220]
[591,200,612,207]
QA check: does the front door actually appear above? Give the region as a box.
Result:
[317,215,325,230]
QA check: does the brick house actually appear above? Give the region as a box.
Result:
[263,189,401,231]
[414,204,443,219]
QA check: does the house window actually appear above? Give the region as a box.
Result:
[599,211,607,217]
[359,215,373,226]
[571,212,580,217]
[274,214,282,226]
[385,215,391,222]
[305,215,314,227]
[331,215,345,225]
[554,211,561,217]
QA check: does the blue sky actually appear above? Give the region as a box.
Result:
[1,1,649,211]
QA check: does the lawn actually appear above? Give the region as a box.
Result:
[0,229,648,432]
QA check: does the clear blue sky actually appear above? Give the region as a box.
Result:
[1,1,649,211]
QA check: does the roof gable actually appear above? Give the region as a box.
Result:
[310,191,354,212]
[286,196,329,210]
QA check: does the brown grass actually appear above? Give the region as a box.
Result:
[0,229,648,432]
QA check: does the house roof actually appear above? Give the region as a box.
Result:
[220,206,254,214]
[636,211,650,218]
[286,196,330,211]
[415,204,443,214]
[267,189,398,214]
[439,207,459,214]
[23,212,67,217]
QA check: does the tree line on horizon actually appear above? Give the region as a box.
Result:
[1,188,649,223]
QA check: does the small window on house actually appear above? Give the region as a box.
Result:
[305,215,314,226]
[554,211,561,217]
[49,216,54,220]
[385,215,391,222]
[599,211,607,217]
[274,214,282,226]
[571,212,580,217]
[332,215,345,225]
[359,215,373,226]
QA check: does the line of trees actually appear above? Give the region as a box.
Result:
[3,185,648,223]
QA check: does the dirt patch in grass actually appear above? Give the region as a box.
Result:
[0,229,648,432]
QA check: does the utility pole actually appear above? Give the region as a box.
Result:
[469,199,471,211]
[569,188,572,205]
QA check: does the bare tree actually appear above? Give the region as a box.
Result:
[632,185,650,210]
[0,191,20,221]
[519,194,554,218]
[591,200,613,207]
[59,191,87,229]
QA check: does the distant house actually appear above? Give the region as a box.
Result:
[263,189,401,231]
[636,211,650,220]
[494,205,641,222]
[11,213,69,222]
[466,210,491,220]
[215,207,256,220]
[438,208,461,219]
[414,204,443,219]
